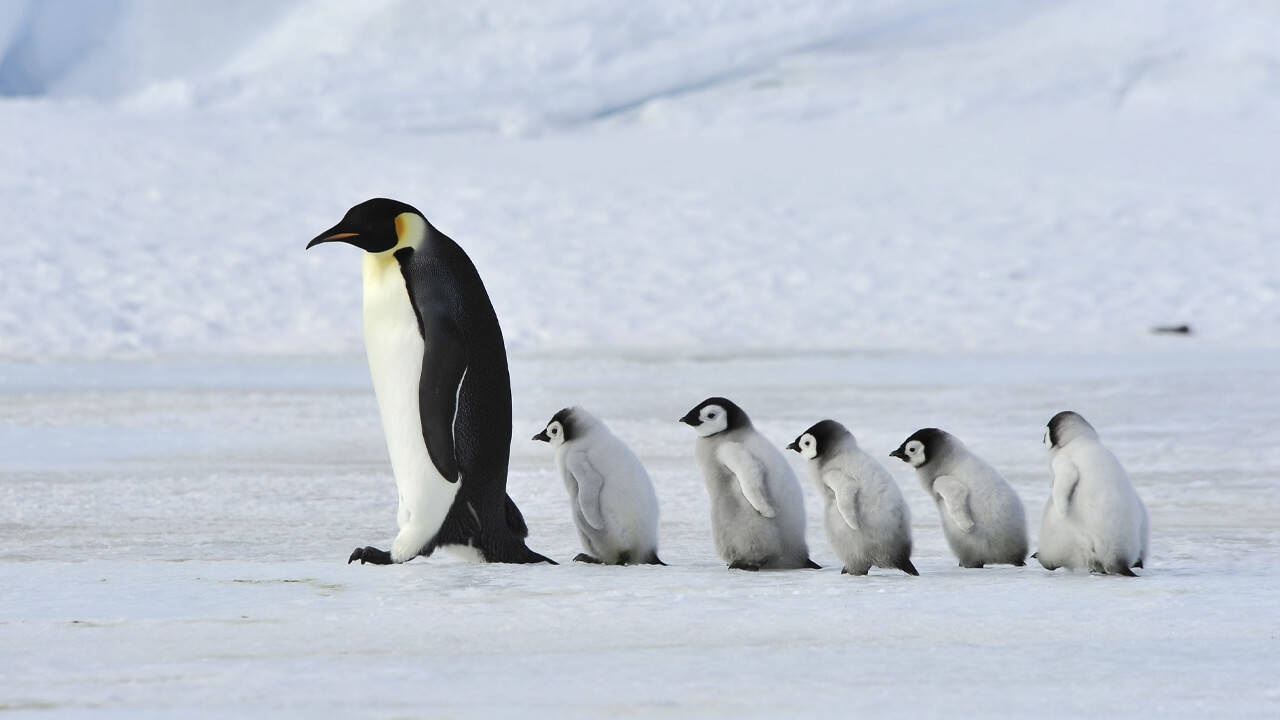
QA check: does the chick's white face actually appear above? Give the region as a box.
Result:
[903,439,927,468]
[544,420,567,448]
[797,433,819,460]
[694,404,729,437]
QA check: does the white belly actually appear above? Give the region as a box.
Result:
[363,254,459,562]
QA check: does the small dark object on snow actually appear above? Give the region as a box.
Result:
[1152,324,1192,335]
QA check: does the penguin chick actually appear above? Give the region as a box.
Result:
[533,407,663,566]
[1036,411,1148,576]
[788,420,917,576]
[890,428,1028,568]
[679,397,817,571]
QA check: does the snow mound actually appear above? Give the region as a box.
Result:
[2,1,1278,132]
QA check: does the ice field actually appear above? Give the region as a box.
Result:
[2,351,1279,716]
[2,0,1279,717]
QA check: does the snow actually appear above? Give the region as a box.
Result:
[3,352,1279,716]
[1,0,1279,716]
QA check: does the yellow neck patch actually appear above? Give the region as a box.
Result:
[392,212,427,253]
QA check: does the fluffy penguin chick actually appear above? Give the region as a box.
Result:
[533,407,663,565]
[891,428,1028,568]
[789,420,917,576]
[1036,411,1148,576]
[680,397,818,571]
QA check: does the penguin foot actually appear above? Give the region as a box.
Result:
[803,558,822,570]
[1133,559,1144,569]
[573,553,603,564]
[1012,559,1026,567]
[728,562,761,572]
[644,552,667,566]
[348,546,393,565]
[843,566,870,576]
[961,561,985,569]
[897,559,920,576]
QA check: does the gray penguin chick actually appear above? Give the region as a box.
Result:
[789,420,917,576]
[679,397,817,571]
[891,428,1028,568]
[534,407,663,565]
[1037,411,1148,576]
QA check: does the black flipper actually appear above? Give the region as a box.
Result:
[348,546,393,565]
[504,494,529,539]
[897,558,920,576]
[573,553,602,564]
[416,311,467,484]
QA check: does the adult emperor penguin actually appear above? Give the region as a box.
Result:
[680,397,818,571]
[890,428,1028,568]
[307,198,552,565]
[1036,411,1149,575]
[533,407,663,565]
[788,420,917,576]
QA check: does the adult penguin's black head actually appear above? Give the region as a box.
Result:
[306,198,426,254]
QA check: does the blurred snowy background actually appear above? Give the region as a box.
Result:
[0,0,1276,358]
[2,2,1279,717]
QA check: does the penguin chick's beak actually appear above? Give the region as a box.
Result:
[678,411,699,426]
[785,440,800,452]
[306,222,361,249]
[532,430,550,442]
[889,448,907,461]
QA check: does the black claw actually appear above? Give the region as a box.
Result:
[348,546,393,565]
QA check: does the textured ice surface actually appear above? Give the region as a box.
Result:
[2,352,1277,717]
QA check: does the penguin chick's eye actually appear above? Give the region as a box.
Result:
[707,411,717,419]
[549,427,559,435]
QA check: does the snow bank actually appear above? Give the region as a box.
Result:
[4,0,1279,128]
[0,1,1277,360]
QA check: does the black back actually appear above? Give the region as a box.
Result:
[396,223,546,562]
